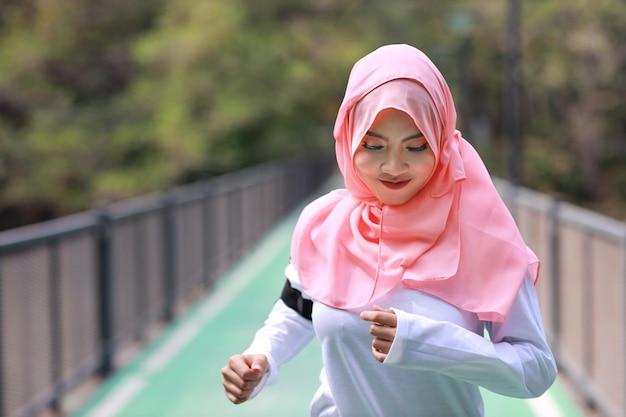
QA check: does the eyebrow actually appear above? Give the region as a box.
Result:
[365,131,424,141]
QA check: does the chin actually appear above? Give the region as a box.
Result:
[378,196,412,206]
[387,200,411,206]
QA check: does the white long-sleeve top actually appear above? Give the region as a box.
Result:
[244,264,557,417]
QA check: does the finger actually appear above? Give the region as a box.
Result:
[368,323,396,341]
[225,390,243,404]
[242,369,264,382]
[360,310,386,323]
[222,377,249,404]
[362,311,398,328]
[372,337,393,354]
[221,364,244,387]
[371,345,387,363]
[222,367,259,402]
[223,354,268,402]
[227,355,266,383]
[244,356,267,381]
[250,356,266,373]
[360,310,397,328]
[227,355,252,378]
[375,309,397,327]
[224,386,254,404]
[222,361,259,392]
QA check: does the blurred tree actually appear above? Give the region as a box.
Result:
[0,0,163,227]
[0,0,624,229]
[127,0,458,182]
[521,0,626,203]
[460,0,626,214]
[0,0,459,229]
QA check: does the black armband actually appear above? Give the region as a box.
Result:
[281,279,313,321]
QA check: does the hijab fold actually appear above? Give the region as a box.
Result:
[290,44,539,322]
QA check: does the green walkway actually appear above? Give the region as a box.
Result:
[72,204,586,417]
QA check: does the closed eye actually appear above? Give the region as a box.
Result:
[362,142,384,151]
[407,143,429,152]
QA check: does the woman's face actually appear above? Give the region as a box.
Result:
[353,108,436,206]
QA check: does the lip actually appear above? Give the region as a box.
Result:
[380,179,410,190]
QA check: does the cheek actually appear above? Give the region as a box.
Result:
[415,153,436,176]
[423,157,436,175]
[353,152,378,177]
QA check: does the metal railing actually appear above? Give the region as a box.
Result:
[495,178,626,417]
[0,155,335,417]
[1,157,624,417]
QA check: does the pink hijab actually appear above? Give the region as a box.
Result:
[290,44,539,322]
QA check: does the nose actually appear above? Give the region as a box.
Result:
[381,152,408,176]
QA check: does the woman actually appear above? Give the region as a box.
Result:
[221,44,557,417]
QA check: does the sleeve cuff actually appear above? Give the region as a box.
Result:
[384,308,409,365]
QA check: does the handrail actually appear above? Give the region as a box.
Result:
[0,155,335,417]
[1,164,624,417]
[494,177,626,417]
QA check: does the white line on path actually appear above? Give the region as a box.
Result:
[85,216,294,417]
[86,377,146,417]
[142,323,200,374]
[526,391,564,417]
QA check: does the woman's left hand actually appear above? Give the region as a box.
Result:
[360,305,397,362]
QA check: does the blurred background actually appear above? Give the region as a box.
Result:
[0,0,623,231]
[0,1,625,417]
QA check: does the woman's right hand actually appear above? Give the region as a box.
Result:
[221,354,269,404]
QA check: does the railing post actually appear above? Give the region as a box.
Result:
[49,239,62,414]
[0,250,4,417]
[96,211,114,376]
[582,231,593,376]
[504,0,523,187]
[623,222,626,416]
[202,184,212,289]
[162,196,176,322]
[549,196,561,357]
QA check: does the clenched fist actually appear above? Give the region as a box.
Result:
[221,354,269,404]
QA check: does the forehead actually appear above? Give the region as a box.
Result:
[368,108,420,133]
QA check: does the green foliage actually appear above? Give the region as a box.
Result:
[451,0,625,216]
[0,0,624,229]
[0,0,164,224]
[523,0,626,209]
